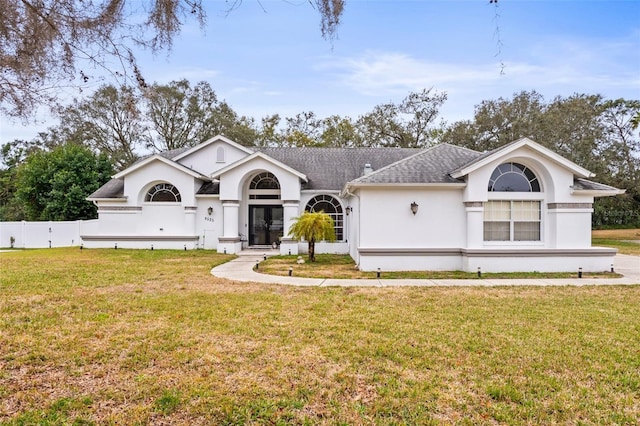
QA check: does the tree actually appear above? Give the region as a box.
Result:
[288,211,336,262]
[319,115,359,147]
[254,114,283,147]
[355,88,447,147]
[0,0,344,119]
[56,84,147,170]
[282,111,323,147]
[594,99,640,228]
[440,91,546,152]
[144,80,256,151]
[15,144,114,221]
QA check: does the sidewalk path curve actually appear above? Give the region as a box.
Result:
[211,251,640,287]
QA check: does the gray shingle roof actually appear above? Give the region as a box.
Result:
[349,143,483,185]
[254,147,421,190]
[196,181,220,195]
[88,178,124,199]
[572,178,621,192]
[89,142,621,200]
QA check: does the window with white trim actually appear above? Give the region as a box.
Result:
[145,183,181,202]
[484,162,542,242]
[305,195,344,241]
[484,200,541,241]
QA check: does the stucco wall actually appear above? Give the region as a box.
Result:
[358,187,466,249]
[122,160,199,206]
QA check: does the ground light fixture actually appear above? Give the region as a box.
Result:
[410,202,419,215]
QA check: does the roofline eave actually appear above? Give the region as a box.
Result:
[211,152,308,182]
[570,188,626,197]
[87,197,128,202]
[450,138,595,179]
[113,155,211,180]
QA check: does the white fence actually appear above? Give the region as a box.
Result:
[0,220,98,248]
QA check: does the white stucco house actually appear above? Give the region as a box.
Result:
[84,135,623,272]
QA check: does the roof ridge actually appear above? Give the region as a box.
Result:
[439,142,482,155]
[348,144,443,184]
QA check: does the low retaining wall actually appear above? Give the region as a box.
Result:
[357,247,618,273]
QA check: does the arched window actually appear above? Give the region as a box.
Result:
[250,172,280,189]
[306,194,344,241]
[485,163,541,242]
[249,172,280,199]
[145,183,181,202]
[488,162,540,192]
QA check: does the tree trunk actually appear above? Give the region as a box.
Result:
[309,239,315,262]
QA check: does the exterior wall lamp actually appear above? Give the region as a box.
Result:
[410,202,419,215]
[345,206,353,216]
[207,206,213,216]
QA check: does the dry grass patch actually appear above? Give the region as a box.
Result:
[592,228,640,240]
[592,228,640,255]
[1,249,639,424]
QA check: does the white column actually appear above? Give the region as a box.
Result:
[465,202,484,249]
[282,201,300,237]
[219,200,241,254]
[184,206,197,237]
[280,200,300,255]
[222,201,240,237]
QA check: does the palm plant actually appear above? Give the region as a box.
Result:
[288,211,336,262]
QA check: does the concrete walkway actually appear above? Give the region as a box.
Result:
[211,250,640,287]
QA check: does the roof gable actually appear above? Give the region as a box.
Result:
[450,138,594,179]
[113,154,210,180]
[346,143,482,187]
[172,134,253,162]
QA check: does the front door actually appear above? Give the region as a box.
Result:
[249,205,284,246]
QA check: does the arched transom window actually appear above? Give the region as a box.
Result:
[306,194,344,241]
[488,162,540,192]
[249,172,280,199]
[145,183,181,202]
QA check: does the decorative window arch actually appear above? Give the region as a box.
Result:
[305,194,344,241]
[145,182,181,202]
[249,172,281,199]
[250,172,280,189]
[488,162,540,192]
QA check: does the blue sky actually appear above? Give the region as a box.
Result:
[1,0,639,144]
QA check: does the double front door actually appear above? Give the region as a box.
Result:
[249,205,283,246]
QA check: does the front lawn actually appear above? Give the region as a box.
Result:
[592,228,640,255]
[1,248,639,424]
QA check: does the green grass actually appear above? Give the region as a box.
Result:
[592,229,640,255]
[592,239,640,256]
[1,248,639,424]
[258,254,621,279]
